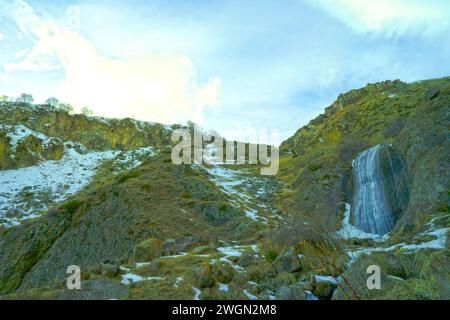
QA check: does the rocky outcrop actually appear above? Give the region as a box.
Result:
[378,145,410,223]
[0,102,172,152]
[273,248,302,273]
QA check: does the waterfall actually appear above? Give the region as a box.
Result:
[352,144,395,235]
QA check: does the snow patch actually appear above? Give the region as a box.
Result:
[112,147,158,172]
[336,203,386,241]
[314,275,338,284]
[0,147,119,227]
[243,289,258,300]
[193,287,202,300]
[0,124,59,156]
[121,273,165,285]
[218,283,229,292]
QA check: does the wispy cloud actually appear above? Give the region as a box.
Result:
[306,0,450,37]
[3,0,221,124]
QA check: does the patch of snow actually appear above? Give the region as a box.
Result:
[244,208,263,223]
[243,289,258,300]
[214,257,245,273]
[218,283,229,292]
[217,246,245,257]
[121,273,145,285]
[314,275,338,284]
[121,273,165,285]
[336,203,386,241]
[0,124,58,156]
[159,252,188,259]
[193,287,202,300]
[0,147,119,227]
[112,147,158,172]
[305,291,319,300]
[217,244,258,257]
[135,262,151,268]
[119,266,131,272]
[174,276,184,288]
[401,228,448,250]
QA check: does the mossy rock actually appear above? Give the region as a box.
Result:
[133,238,163,262]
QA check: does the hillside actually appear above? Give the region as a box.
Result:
[0,76,448,300]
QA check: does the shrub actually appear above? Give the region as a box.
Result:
[264,249,278,262]
[117,171,140,183]
[58,199,83,213]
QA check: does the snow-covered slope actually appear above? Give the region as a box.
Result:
[0,147,119,227]
[0,126,159,228]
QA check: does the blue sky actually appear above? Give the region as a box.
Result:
[1,0,449,143]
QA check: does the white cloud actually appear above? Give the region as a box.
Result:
[306,0,450,37]
[0,32,4,41]
[5,0,221,125]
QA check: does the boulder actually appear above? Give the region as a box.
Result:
[100,263,119,278]
[197,264,215,288]
[192,245,216,255]
[237,253,257,267]
[276,285,307,300]
[273,248,302,274]
[214,263,235,284]
[162,236,199,255]
[133,238,163,262]
[309,275,337,299]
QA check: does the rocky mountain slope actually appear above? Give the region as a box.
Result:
[0,76,448,300]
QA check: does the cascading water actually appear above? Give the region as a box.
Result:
[352,144,395,235]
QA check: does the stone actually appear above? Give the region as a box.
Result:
[162,236,199,255]
[276,285,307,300]
[273,248,302,274]
[310,279,336,299]
[237,253,256,267]
[214,263,235,284]
[100,263,119,278]
[197,264,215,288]
[192,245,215,255]
[133,238,163,262]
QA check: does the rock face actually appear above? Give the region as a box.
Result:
[378,145,410,223]
[0,102,172,169]
[0,124,65,170]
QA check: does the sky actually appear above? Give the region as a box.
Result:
[0,0,449,144]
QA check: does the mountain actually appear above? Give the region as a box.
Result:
[0,76,448,300]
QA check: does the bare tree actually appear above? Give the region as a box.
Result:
[45,97,59,108]
[16,93,34,104]
[81,106,94,116]
[57,102,74,114]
